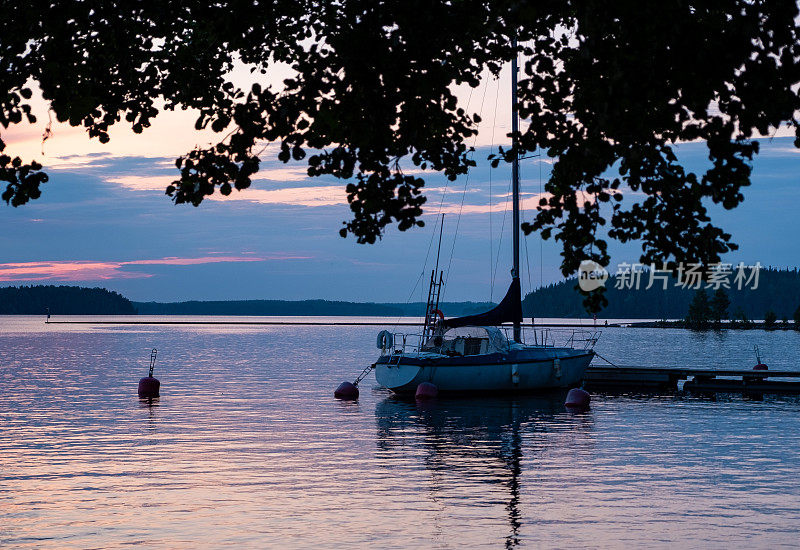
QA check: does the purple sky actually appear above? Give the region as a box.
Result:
[1,64,799,302]
[0,135,798,303]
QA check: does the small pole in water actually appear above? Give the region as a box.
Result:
[138,348,161,399]
[45,307,50,324]
[753,345,768,371]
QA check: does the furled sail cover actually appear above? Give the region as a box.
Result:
[441,278,522,329]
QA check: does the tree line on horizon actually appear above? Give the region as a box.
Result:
[0,285,136,315]
[523,267,800,322]
[685,287,800,330]
[0,285,494,317]
[5,269,800,321]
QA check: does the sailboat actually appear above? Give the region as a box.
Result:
[373,45,597,394]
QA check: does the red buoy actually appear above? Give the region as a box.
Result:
[334,381,359,400]
[415,382,439,400]
[565,388,591,410]
[138,376,160,398]
[138,348,160,399]
[752,346,768,371]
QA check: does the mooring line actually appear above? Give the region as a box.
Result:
[593,351,620,368]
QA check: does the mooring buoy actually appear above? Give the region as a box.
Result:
[565,388,591,410]
[138,376,160,398]
[415,382,438,400]
[138,348,160,399]
[753,345,768,371]
[334,364,376,400]
[334,381,359,400]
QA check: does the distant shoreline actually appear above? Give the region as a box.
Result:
[29,317,799,331]
[3,283,800,330]
[626,320,799,330]
[132,299,496,318]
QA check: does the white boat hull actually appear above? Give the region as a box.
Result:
[375,349,593,394]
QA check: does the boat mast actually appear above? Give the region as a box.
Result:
[511,37,521,343]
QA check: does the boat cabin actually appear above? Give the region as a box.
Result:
[433,326,509,356]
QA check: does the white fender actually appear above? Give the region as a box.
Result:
[376,330,394,350]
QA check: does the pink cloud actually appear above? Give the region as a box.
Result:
[104,173,346,208]
[253,166,312,182]
[433,185,621,216]
[206,185,345,207]
[0,255,309,282]
[103,174,172,191]
[436,191,549,215]
[0,261,139,282]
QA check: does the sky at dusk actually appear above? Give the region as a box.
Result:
[2,68,799,303]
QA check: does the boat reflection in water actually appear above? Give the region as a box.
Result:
[375,394,595,547]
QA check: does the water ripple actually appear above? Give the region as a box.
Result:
[0,317,799,547]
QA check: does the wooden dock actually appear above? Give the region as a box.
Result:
[584,366,800,395]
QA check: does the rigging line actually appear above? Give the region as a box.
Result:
[539,156,543,290]
[391,216,440,330]
[520,162,533,297]
[491,176,512,289]
[393,85,479,325]
[435,84,477,302]
[434,86,476,219]
[491,46,530,294]
[517,42,533,299]
[488,76,500,302]
[442,72,490,298]
[522,199,533,315]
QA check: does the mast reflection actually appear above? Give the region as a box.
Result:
[375,394,594,547]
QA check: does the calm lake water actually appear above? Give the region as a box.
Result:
[2,316,800,548]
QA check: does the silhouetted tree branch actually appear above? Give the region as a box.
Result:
[2,1,800,312]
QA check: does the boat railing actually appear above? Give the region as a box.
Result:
[380,327,600,360]
[513,327,601,350]
[382,330,505,359]
[381,331,425,361]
